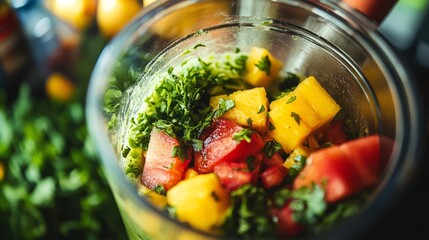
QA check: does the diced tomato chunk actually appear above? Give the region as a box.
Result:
[260,165,288,189]
[323,120,348,145]
[272,201,304,237]
[262,153,284,168]
[214,162,253,192]
[293,135,382,202]
[141,129,190,191]
[195,119,265,173]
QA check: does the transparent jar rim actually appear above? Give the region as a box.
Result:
[86,0,423,238]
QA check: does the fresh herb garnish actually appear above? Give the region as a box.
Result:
[286,95,297,104]
[193,43,206,49]
[255,55,271,75]
[268,122,276,131]
[246,156,256,171]
[257,105,265,114]
[222,185,276,238]
[285,155,307,183]
[262,140,282,158]
[291,112,301,125]
[232,129,254,143]
[128,53,247,152]
[154,185,166,195]
[246,118,253,127]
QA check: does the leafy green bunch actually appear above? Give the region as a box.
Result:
[0,84,126,240]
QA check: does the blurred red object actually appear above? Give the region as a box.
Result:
[343,0,398,24]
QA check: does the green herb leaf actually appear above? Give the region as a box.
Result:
[232,129,254,143]
[262,140,282,158]
[246,118,253,127]
[257,105,265,114]
[268,122,276,131]
[154,185,166,195]
[291,112,301,125]
[286,95,296,104]
[255,55,271,75]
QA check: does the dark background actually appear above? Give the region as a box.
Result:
[364,1,429,238]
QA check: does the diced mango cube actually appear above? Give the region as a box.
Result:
[268,105,312,153]
[166,173,230,232]
[210,87,269,134]
[268,76,340,153]
[137,184,168,209]
[270,91,320,128]
[295,76,340,125]
[184,168,199,179]
[245,47,283,87]
[283,145,310,169]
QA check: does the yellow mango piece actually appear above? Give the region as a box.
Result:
[184,168,199,179]
[270,91,321,129]
[167,173,230,232]
[283,145,310,169]
[210,87,269,134]
[245,47,283,87]
[268,105,312,153]
[137,184,168,209]
[295,76,340,125]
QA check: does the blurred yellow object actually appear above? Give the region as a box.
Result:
[137,184,167,209]
[45,72,75,102]
[0,162,4,181]
[143,0,157,7]
[45,0,97,30]
[97,0,142,38]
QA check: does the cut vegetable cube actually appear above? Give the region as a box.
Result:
[245,47,283,87]
[270,91,321,128]
[167,173,230,232]
[210,87,269,134]
[268,76,340,153]
[268,103,312,153]
[283,145,310,169]
[295,76,340,125]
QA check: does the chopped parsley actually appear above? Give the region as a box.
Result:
[286,95,296,104]
[257,105,265,114]
[154,185,166,195]
[262,140,282,158]
[255,55,271,75]
[128,53,247,151]
[268,122,276,131]
[246,118,253,127]
[246,156,256,171]
[232,129,254,143]
[291,112,301,125]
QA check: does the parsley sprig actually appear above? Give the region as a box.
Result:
[128,53,248,152]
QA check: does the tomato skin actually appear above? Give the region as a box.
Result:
[194,119,265,173]
[293,135,382,202]
[262,153,284,168]
[260,165,288,189]
[214,162,253,192]
[323,120,348,145]
[141,130,190,191]
[272,201,304,237]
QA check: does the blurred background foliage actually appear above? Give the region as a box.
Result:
[0,0,155,239]
[0,0,428,239]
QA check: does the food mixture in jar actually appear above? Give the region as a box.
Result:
[107,45,383,239]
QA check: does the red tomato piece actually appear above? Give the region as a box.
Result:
[293,135,382,202]
[272,201,304,237]
[260,165,288,189]
[194,119,265,173]
[262,152,284,168]
[340,135,381,186]
[214,162,253,192]
[141,129,190,191]
[323,120,348,145]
